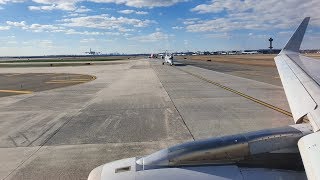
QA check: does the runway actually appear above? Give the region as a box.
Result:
[0,58,294,180]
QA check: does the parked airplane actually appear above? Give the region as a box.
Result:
[162,52,174,66]
[85,48,100,55]
[88,17,317,180]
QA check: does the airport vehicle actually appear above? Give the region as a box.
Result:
[162,52,174,66]
[88,17,318,180]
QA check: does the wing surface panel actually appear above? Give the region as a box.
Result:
[275,55,317,123]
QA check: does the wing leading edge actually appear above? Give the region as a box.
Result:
[275,17,320,180]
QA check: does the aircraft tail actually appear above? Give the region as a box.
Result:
[281,17,310,53]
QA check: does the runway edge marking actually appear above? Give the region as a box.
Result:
[175,67,308,123]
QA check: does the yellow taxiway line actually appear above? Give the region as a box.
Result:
[46,80,89,84]
[0,90,33,94]
[51,74,87,79]
[61,78,93,81]
[176,68,309,122]
[46,81,88,84]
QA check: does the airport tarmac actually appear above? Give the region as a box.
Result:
[0,58,294,180]
[0,73,95,97]
[175,58,282,86]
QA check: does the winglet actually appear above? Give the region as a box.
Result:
[281,17,310,53]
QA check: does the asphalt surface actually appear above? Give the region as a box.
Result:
[175,59,282,86]
[0,59,297,180]
[0,73,95,97]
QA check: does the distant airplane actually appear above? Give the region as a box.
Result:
[88,17,317,180]
[162,51,174,66]
[149,54,157,58]
[85,48,100,55]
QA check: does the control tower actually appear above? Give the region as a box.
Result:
[269,38,273,50]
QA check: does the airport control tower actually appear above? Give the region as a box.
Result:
[269,38,273,50]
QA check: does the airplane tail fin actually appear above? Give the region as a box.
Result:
[281,17,310,53]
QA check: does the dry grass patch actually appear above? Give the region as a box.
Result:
[176,54,320,67]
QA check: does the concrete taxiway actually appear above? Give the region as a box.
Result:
[0,58,293,180]
[0,73,95,97]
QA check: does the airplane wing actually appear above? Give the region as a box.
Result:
[274,17,320,180]
[88,17,318,180]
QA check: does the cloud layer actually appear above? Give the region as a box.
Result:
[27,0,187,11]
[189,0,320,32]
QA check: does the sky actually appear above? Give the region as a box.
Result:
[0,0,319,56]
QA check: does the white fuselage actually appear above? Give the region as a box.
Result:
[164,54,174,65]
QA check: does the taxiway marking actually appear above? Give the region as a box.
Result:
[63,78,93,81]
[0,90,33,94]
[176,68,309,122]
[46,81,89,84]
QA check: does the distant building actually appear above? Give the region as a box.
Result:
[258,49,281,54]
[242,50,259,54]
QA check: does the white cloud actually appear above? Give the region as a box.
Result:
[60,14,154,31]
[6,21,105,35]
[172,26,183,30]
[28,3,90,12]
[129,32,171,42]
[189,0,320,32]
[64,13,82,17]
[80,38,96,43]
[29,5,54,11]
[118,9,134,14]
[90,0,187,8]
[183,18,200,25]
[118,9,148,15]
[6,21,27,27]
[278,31,293,35]
[63,29,103,35]
[26,0,185,11]
[30,0,76,11]
[191,0,251,14]
[0,26,10,30]
[75,6,91,13]
[0,0,25,4]
[28,24,63,32]
[205,33,231,39]
[7,21,65,33]
[136,11,148,15]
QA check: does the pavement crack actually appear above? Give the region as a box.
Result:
[8,136,18,147]
[151,64,195,141]
[2,146,42,180]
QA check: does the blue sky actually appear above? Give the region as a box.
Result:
[0,0,319,56]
